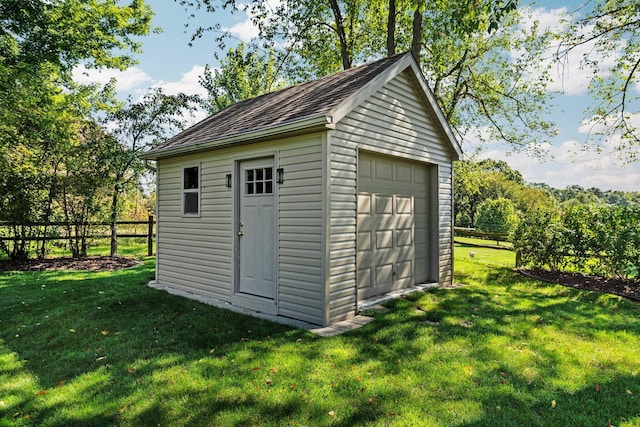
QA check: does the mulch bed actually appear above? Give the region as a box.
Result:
[0,256,141,272]
[520,267,640,302]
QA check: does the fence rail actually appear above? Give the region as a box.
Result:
[0,216,156,256]
[454,227,510,242]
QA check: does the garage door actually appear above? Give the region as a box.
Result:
[357,152,429,300]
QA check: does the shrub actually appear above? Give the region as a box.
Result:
[513,204,640,279]
[512,208,564,270]
[476,198,519,234]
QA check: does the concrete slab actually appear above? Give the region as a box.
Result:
[358,282,439,312]
[311,326,344,337]
[310,315,373,336]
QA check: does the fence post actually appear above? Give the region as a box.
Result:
[148,214,154,256]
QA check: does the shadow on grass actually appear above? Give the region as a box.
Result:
[345,265,640,425]
[1,262,639,425]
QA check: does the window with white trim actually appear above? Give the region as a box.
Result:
[182,165,200,216]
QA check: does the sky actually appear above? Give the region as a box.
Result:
[73,0,640,192]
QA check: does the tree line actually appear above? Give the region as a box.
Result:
[455,159,640,280]
[455,159,640,231]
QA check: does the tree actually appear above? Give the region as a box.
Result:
[0,0,153,76]
[475,197,519,234]
[557,0,640,161]
[0,0,154,259]
[181,0,557,153]
[453,160,485,227]
[57,122,114,258]
[454,159,527,227]
[104,88,200,256]
[200,43,285,113]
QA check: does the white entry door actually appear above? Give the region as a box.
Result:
[238,157,276,299]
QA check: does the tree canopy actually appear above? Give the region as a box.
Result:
[0,0,155,259]
[558,0,640,161]
[200,43,285,114]
[180,0,558,153]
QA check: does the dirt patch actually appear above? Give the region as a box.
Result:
[0,256,141,272]
[520,267,640,302]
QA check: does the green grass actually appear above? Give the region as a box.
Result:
[1,246,640,426]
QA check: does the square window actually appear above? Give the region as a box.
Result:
[256,168,264,180]
[247,182,254,194]
[184,167,199,189]
[256,182,264,194]
[266,181,273,193]
[183,192,198,214]
[265,167,272,180]
[247,169,254,182]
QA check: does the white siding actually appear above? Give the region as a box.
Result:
[328,70,455,323]
[277,140,325,324]
[157,155,233,299]
[156,134,325,325]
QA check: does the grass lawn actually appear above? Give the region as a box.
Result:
[1,246,640,426]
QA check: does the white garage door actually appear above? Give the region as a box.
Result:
[357,152,429,300]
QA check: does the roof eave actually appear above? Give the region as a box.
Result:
[405,60,463,160]
[140,114,334,161]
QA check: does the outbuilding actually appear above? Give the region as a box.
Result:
[140,52,461,327]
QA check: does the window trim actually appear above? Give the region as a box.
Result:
[181,163,201,217]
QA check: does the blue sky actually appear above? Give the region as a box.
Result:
[74,0,640,192]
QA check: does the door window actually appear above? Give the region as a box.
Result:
[245,167,273,195]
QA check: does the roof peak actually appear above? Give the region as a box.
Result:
[140,52,463,160]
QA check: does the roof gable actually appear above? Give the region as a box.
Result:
[142,52,461,160]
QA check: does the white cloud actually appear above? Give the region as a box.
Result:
[152,65,208,98]
[151,65,210,126]
[578,112,640,136]
[475,136,640,192]
[221,2,261,42]
[221,1,283,43]
[223,17,260,42]
[524,6,569,36]
[72,64,152,92]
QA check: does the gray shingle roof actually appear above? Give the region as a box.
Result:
[143,53,410,158]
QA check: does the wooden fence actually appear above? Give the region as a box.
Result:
[0,216,156,256]
[454,227,510,242]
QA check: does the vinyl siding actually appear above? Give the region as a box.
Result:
[156,133,325,325]
[157,155,233,299]
[277,140,325,324]
[328,70,455,323]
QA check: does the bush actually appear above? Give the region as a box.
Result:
[513,204,640,279]
[512,208,564,270]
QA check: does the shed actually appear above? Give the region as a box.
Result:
[140,52,462,327]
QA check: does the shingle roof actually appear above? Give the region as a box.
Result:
[143,53,411,158]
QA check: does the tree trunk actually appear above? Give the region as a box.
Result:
[110,186,119,257]
[328,0,352,69]
[411,1,423,59]
[387,0,396,56]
